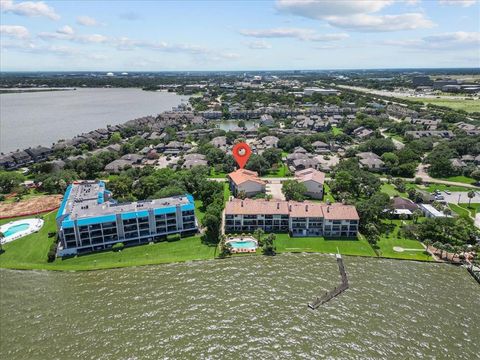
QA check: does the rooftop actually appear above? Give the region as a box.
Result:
[228,169,266,185]
[225,199,359,220]
[59,181,192,220]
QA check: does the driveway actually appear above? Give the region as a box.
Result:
[266,180,285,200]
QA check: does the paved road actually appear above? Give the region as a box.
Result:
[415,164,480,189]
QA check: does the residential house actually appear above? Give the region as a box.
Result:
[357,152,385,171]
[352,126,374,140]
[228,169,266,197]
[295,168,325,199]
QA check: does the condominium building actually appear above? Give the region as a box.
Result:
[56,181,198,256]
[224,198,359,237]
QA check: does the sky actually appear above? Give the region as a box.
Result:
[0,0,479,71]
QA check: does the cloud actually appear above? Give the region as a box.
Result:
[57,25,74,35]
[240,28,349,41]
[245,40,272,49]
[275,0,435,32]
[328,13,435,32]
[276,0,391,18]
[438,0,477,6]
[38,26,108,44]
[76,15,99,26]
[0,0,59,20]
[0,24,29,38]
[384,31,480,50]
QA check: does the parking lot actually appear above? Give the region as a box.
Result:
[435,191,480,204]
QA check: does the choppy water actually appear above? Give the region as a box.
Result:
[0,88,187,153]
[1,254,479,360]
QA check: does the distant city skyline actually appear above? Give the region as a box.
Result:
[1,0,479,71]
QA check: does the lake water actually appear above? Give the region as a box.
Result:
[1,254,479,359]
[0,88,188,153]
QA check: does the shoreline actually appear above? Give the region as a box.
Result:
[0,249,439,273]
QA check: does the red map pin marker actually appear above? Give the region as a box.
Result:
[232,142,251,169]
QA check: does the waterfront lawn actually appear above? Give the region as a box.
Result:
[55,235,216,270]
[380,183,407,197]
[0,211,57,269]
[274,233,376,257]
[377,220,432,261]
[0,211,217,271]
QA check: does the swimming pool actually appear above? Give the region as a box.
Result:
[228,240,257,249]
[0,218,44,244]
[3,223,30,237]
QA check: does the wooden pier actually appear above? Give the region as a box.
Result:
[308,254,349,309]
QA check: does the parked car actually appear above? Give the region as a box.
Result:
[444,190,451,195]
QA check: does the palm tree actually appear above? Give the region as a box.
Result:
[433,241,443,258]
[424,239,432,253]
[467,190,475,207]
[412,209,422,224]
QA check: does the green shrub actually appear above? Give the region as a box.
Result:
[167,234,181,242]
[112,242,124,252]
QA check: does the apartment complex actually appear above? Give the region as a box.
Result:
[56,181,198,256]
[224,198,359,237]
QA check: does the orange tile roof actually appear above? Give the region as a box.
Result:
[228,169,266,186]
[323,203,359,220]
[225,199,359,220]
[288,201,324,217]
[225,198,289,215]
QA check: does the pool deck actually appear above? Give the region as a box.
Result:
[0,218,44,244]
[226,236,258,253]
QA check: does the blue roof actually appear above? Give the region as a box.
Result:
[153,206,177,215]
[76,215,116,226]
[56,184,72,220]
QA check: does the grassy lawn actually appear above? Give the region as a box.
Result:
[223,182,231,203]
[383,132,404,142]
[264,163,290,178]
[323,183,335,203]
[209,167,227,178]
[449,203,471,219]
[422,183,475,193]
[403,97,480,113]
[274,233,376,257]
[0,211,216,271]
[331,126,344,136]
[438,176,477,185]
[194,199,206,223]
[450,203,480,220]
[377,220,432,261]
[380,183,407,197]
